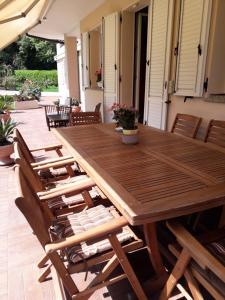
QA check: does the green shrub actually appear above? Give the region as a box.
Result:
[15,70,58,87]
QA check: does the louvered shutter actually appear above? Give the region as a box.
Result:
[81,32,90,88]
[144,0,174,130]
[175,0,211,96]
[103,12,119,123]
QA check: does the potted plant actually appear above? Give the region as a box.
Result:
[70,98,81,112]
[111,103,139,144]
[13,80,41,109]
[0,95,14,122]
[0,119,17,165]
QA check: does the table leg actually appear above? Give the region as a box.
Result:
[144,222,166,277]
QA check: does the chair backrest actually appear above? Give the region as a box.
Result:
[13,128,34,163]
[15,165,51,248]
[70,111,102,126]
[44,105,59,115]
[14,142,44,192]
[204,119,225,148]
[94,102,101,113]
[171,113,202,138]
[59,106,71,115]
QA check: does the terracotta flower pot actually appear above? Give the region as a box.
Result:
[0,143,14,166]
[122,129,139,144]
[72,106,81,112]
[0,112,11,122]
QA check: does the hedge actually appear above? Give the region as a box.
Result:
[15,70,58,87]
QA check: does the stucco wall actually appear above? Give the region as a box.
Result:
[80,0,148,32]
[167,0,225,138]
[167,97,225,139]
[80,0,225,131]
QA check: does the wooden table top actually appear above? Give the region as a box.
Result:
[53,124,225,225]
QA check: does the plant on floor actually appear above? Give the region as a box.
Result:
[0,119,17,165]
[0,119,17,146]
[0,95,14,122]
[14,79,42,101]
[70,98,81,112]
[0,95,14,113]
[70,98,81,107]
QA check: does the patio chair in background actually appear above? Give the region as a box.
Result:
[44,105,71,130]
[70,111,102,126]
[171,113,202,138]
[94,102,101,112]
[14,142,97,219]
[160,220,225,300]
[13,128,77,177]
[204,119,225,148]
[15,165,147,300]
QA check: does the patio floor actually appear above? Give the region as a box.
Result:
[0,96,191,300]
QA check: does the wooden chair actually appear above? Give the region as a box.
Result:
[44,105,71,130]
[13,128,78,177]
[160,220,225,300]
[14,142,97,219]
[204,119,225,148]
[15,165,147,300]
[70,111,102,126]
[171,113,202,138]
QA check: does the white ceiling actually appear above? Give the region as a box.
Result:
[29,0,105,40]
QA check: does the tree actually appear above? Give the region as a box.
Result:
[0,35,57,70]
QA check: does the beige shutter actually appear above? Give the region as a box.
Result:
[103,12,119,123]
[120,11,135,106]
[175,0,212,96]
[144,0,174,130]
[81,32,90,88]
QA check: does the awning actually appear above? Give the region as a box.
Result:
[0,0,49,50]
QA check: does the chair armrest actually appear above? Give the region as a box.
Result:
[38,178,95,200]
[167,221,225,283]
[33,158,76,171]
[45,216,128,253]
[31,155,73,167]
[30,144,63,152]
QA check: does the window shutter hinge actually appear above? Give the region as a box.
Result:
[203,78,208,92]
[114,64,117,70]
[119,75,122,82]
[120,15,122,23]
[198,44,202,56]
[88,33,90,39]
[174,42,179,56]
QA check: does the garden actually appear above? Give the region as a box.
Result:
[0,36,58,93]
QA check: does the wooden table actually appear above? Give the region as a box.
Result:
[53,124,225,281]
[47,113,70,128]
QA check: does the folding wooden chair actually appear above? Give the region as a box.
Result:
[204,119,225,148]
[171,113,202,138]
[15,166,147,300]
[70,111,102,126]
[14,142,97,219]
[13,128,79,178]
[203,120,225,227]
[160,220,225,300]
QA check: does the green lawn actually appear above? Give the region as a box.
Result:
[42,85,58,92]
